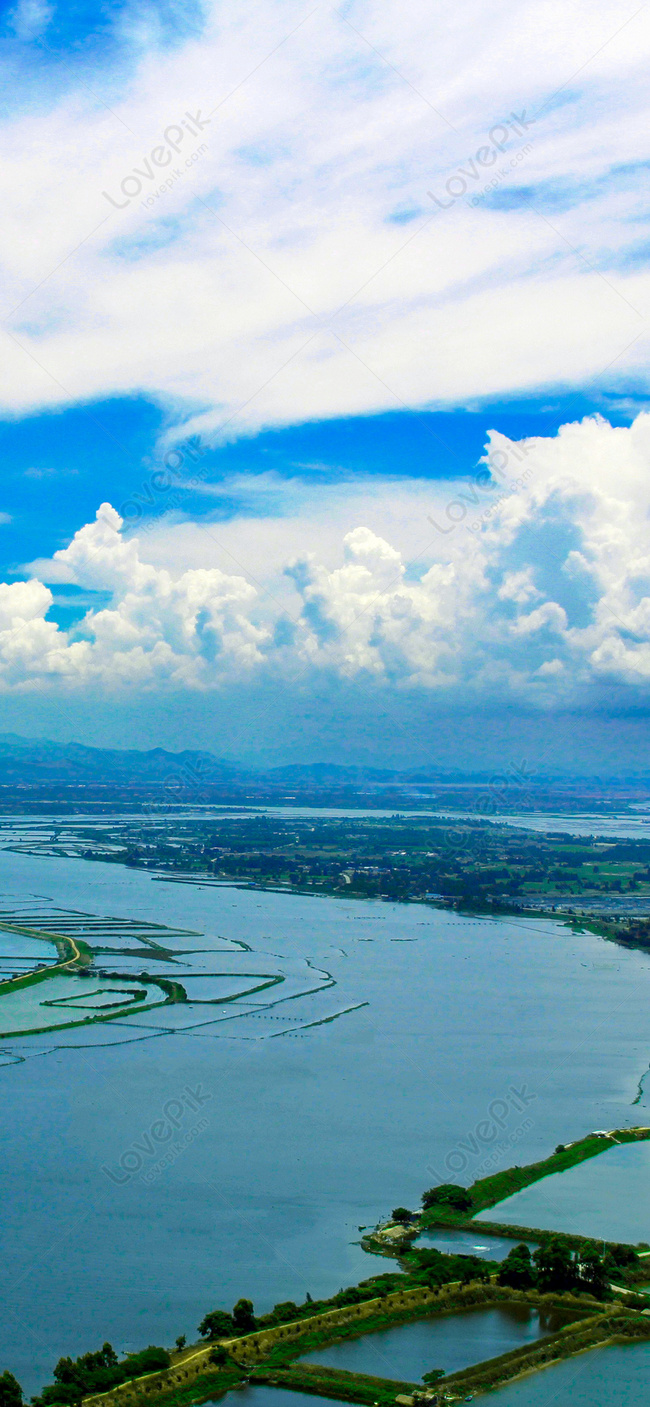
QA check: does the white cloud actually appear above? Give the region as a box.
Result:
[0,0,649,436]
[5,413,650,703]
[8,0,53,42]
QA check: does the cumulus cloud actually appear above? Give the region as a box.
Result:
[1,0,649,437]
[0,503,267,689]
[3,413,650,703]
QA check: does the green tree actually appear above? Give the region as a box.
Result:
[198,1310,234,1341]
[421,1184,472,1212]
[534,1237,576,1293]
[34,1344,122,1407]
[422,1370,444,1385]
[174,1337,186,1353]
[269,1302,299,1323]
[121,1348,170,1379]
[232,1299,256,1335]
[391,1207,413,1223]
[0,1372,23,1407]
[498,1244,535,1290]
[577,1247,608,1299]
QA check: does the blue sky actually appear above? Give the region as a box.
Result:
[1,0,650,767]
[1,387,639,577]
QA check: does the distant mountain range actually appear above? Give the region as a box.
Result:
[0,736,499,793]
[0,735,644,803]
[0,734,239,786]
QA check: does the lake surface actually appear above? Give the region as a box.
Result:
[437,811,650,839]
[301,1305,575,1380]
[475,1140,650,1243]
[486,1339,650,1405]
[1,847,650,1393]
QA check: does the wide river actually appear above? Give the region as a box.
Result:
[1,846,649,1394]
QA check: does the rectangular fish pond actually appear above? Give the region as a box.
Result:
[414,1229,537,1261]
[209,1392,350,1407]
[299,1304,579,1381]
[481,1338,650,1406]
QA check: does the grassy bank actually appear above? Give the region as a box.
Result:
[0,924,93,996]
[0,994,172,1040]
[441,1304,650,1397]
[253,1301,650,1406]
[418,1127,650,1229]
[252,1362,417,1406]
[249,1294,635,1406]
[257,1285,508,1369]
[422,1217,648,1258]
[107,1367,243,1407]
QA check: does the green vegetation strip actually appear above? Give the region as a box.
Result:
[0,996,172,1040]
[437,1218,650,1268]
[419,1127,650,1227]
[254,1287,512,1371]
[0,922,92,996]
[252,1363,417,1406]
[103,1369,243,1407]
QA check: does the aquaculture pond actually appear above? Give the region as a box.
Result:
[0,928,58,978]
[486,1338,650,1405]
[1,841,650,1394]
[475,1140,650,1244]
[211,1392,348,1407]
[300,1305,578,1380]
[414,1229,537,1261]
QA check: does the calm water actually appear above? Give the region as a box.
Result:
[1,848,650,1392]
[415,1229,536,1261]
[487,1340,650,1405]
[301,1305,574,1380]
[437,811,650,839]
[475,1141,650,1243]
[211,1393,348,1407]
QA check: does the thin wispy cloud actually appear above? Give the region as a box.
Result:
[0,0,648,444]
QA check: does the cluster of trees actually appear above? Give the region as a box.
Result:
[421,1183,473,1213]
[497,1237,634,1297]
[407,1247,494,1288]
[30,1343,171,1407]
[0,1373,22,1407]
[198,1299,256,1340]
[198,1279,413,1343]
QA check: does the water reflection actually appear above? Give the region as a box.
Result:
[487,1339,650,1405]
[301,1305,578,1380]
[415,1229,537,1261]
